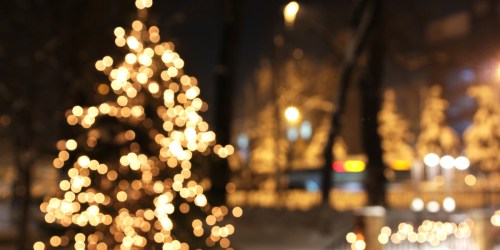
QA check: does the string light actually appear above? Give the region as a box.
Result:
[37,1,239,249]
[376,220,473,247]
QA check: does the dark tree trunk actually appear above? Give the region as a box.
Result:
[209,0,241,206]
[9,2,36,247]
[14,149,34,250]
[360,0,386,206]
[321,0,380,206]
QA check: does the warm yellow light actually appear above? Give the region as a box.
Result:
[148,82,159,94]
[378,233,389,245]
[390,160,410,171]
[65,139,77,151]
[50,236,61,247]
[496,65,500,79]
[194,194,207,207]
[232,207,243,218]
[126,36,140,50]
[102,56,113,67]
[283,1,299,28]
[77,156,90,168]
[284,106,300,124]
[114,27,125,37]
[33,241,45,250]
[116,191,128,202]
[464,174,476,186]
[492,210,500,227]
[97,84,109,95]
[346,232,357,244]
[72,106,84,116]
[353,239,366,250]
[53,158,64,168]
[344,160,365,172]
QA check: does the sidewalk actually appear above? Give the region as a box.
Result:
[0,202,16,250]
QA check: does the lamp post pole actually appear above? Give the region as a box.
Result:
[273,2,300,207]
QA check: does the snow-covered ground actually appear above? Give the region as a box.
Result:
[0,201,498,250]
[230,206,500,250]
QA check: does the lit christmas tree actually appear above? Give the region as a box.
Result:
[464,84,500,172]
[416,85,460,160]
[378,88,415,168]
[34,1,241,249]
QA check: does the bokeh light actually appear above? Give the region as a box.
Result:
[423,153,439,167]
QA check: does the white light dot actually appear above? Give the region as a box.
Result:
[423,153,440,167]
[443,197,456,212]
[411,197,424,212]
[440,155,455,169]
[454,156,470,170]
[426,201,440,213]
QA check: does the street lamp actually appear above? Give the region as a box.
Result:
[284,106,301,167]
[283,1,300,29]
[423,152,440,180]
[284,106,301,142]
[271,2,300,208]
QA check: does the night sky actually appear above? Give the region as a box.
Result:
[1,0,498,153]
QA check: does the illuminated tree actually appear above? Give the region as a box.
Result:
[378,88,415,168]
[416,85,460,160]
[235,57,336,197]
[246,59,279,176]
[34,1,240,249]
[245,57,337,173]
[464,84,500,173]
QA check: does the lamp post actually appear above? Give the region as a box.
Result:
[272,2,300,207]
[284,106,301,148]
[279,106,301,204]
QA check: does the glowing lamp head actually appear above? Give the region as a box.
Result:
[283,1,300,28]
[284,106,300,124]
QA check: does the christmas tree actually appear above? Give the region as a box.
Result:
[464,84,500,172]
[416,85,460,160]
[378,88,415,168]
[34,1,240,249]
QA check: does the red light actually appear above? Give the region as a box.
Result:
[333,161,346,172]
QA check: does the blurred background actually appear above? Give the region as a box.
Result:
[0,0,500,249]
